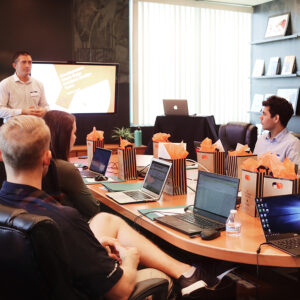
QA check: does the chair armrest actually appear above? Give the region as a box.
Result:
[129,278,169,300]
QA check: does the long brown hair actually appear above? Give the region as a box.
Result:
[43,110,75,161]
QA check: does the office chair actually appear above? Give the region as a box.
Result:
[218,122,258,152]
[0,204,169,300]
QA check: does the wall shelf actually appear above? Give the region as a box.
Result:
[251,33,300,45]
[252,73,300,79]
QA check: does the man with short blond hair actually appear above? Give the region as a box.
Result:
[0,51,49,122]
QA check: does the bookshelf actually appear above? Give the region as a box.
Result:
[251,3,300,134]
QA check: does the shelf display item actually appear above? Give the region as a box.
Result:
[252,59,265,77]
[266,56,280,76]
[277,88,299,115]
[281,55,296,75]
[251,94,264,112]
[265,12,290,38]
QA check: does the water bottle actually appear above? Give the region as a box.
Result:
[134,127,142,147]
[226,209,241,236]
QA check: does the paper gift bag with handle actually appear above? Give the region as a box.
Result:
[163,158,187,195]
[153,142,160,158]
[227,155,257,190]
[86,127,104,167]
[197,151,225,175]
[152,133,171,158]
[241,169,265,217]
[263,176,300,197]
[118,145,137,180]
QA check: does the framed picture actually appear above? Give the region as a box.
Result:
[277,88,299,115]
[265,13,290,38]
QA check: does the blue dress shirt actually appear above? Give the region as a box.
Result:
[254,128,300,167]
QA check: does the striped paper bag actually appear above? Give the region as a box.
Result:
[87,139,104,167]
[118,145,137,180]
[197,151,225,175]
[241,170,265,217]
[164,158,187,195]
[263,176,300,197]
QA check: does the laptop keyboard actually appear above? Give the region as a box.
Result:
[275,237,300,249]
[176,213,222,229]
[124,191,152,200]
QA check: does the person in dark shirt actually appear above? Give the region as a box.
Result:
[0,115,230,299]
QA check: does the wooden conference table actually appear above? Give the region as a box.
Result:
[71,156,300,268]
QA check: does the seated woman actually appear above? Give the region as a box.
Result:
[43,110,100,220]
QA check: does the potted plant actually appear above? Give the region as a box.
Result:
[111,127,134,143]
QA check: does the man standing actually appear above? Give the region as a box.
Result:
[254,95,300,167]
[0,51,49,122]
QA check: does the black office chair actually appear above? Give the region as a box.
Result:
[218,122,258,153]
[0,204,169,300]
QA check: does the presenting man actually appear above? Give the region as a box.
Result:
[0,115,232,299]
[254,95,300,167]
[0,51,49,122]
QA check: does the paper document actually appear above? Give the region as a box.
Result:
[139,206,185,220]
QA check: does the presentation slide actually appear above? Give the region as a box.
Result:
[31,63,117,114]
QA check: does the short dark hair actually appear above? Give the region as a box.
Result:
[12,51,31,63]
[43,110,75,161]
[262,95,294,127]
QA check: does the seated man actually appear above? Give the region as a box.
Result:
[254,95,300,167]
[0,115,230,299]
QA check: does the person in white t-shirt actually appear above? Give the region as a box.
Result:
[0,51,49,122]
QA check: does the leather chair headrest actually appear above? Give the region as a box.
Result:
[0,203,52,231]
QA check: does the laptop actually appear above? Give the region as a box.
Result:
[256,194,300,256]
[80,147,112,178]
[163,99,189,116]
[106,158,172,204]
[155,171,239,236]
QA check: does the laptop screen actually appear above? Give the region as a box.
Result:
[256,194,300,237]
[194,171,239,218]
[142,159,171,195]
[90,148,112,175]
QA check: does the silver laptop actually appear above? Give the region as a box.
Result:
[155,171,239,236]
[106,158,172,204]
[163,99,189,116]
[256,194,300,256]
[80,147,112,178]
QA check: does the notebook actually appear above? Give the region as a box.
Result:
[155,171,239,236]
[163,99,189,116]
[80,147,112,178]
[256,194,300,256]
[106,158,172,204]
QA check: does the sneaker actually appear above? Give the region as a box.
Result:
[178,266,219,297]
[178,262,237,297]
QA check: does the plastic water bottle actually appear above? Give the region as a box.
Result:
[226,209,241,236]
[134,127,142,147]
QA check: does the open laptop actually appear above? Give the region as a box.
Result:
[80,147,112,178]
[163,99,189,116]
[256,194,300,256]
[106,158,172,204]
[155,171,239,236]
